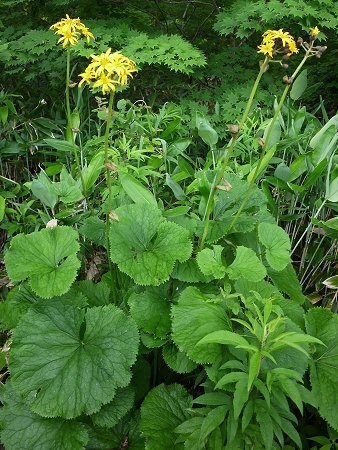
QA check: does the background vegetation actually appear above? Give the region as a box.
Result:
[0,1,337,449]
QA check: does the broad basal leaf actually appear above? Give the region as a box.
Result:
[305,308,338,431]
[140,384,192,450]
[110,203,192,285]
[0,384,88,450]
[9,294,139,419]
[162,344,197,374]
[4,226,80,298]
[226,246,266,282]
[92,386,135,428]
[128,286,171,338]
[258,222,291,271]
[171,286,230,364]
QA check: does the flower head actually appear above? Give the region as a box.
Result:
[258,29,298,58]
[310,26,320,39]
[79,48,137,95]
[50,14,94,48]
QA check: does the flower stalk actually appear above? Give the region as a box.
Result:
[227,34,320,235]
[198,56,269,250]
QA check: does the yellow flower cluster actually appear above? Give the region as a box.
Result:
[258,29,298,58]
[310,26,320,38]
[78,48,137,95]
[50,14,94,48]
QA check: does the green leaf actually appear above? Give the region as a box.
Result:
[82,151,104,192]
[258,222,291,271]
[171,259,212,283]
[241,399,254,431]
[128,286,171,339]
[226,246,266,282]
[199,405,227,442]
[109,203,192,285]
[0,284,38,329]
[0,383,88,450]
[197,330,250,348]
[305,308,338,430]
[323,275,338,289]
[141,384,192,450]
[290,69,307,100]
[54,167,82,203]
[79,216,106,246]
[0,105,9,124]
[92,386,135,428]
[326,175,338,202]
[268,263,307,304]
[196,245,226,279]
[256,403,274,450]
[233,376,249,419]
[215,372,247,389]
[279,378,303,414]
[75,280,111,307]
[4,226,80,298]
[10,294,139,419]
[119,171,157,206]
[197,119,218,147]
[31,170,58,209]
[165,173,185,200]
[0,195,5,221]
[193,393,231,406]
[44,138,79,153]
[162,344,197,374]
[171,286,229,364]
[248,351,261,391]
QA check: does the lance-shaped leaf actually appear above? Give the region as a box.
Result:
[0,384,88,450]
[258,222,291,271]
[9,294,139,419]
[110,203,192,285]
[4,226,80,298]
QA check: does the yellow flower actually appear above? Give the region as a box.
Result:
[257,41,275,58]
[79,48,137,94]
[258,29,298,58]
[310,26,320,38]
[80,26,95,43]
[78,66,95,87]
[93,73,119,94]
[57,30,79,48]
[50,15,94,47]
[90,48,116,75]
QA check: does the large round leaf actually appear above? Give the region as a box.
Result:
[9,294,139,419]
[109,203,192,285]
[0,384,88,450]
[4,226,80,298]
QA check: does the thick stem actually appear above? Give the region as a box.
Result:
[104,91,117,303]
[198,57,269,250]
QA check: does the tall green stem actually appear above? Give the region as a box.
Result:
[198,57,269,250]
[65,47,86,197]
[226,45,314,235]
[104,91,117,303]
